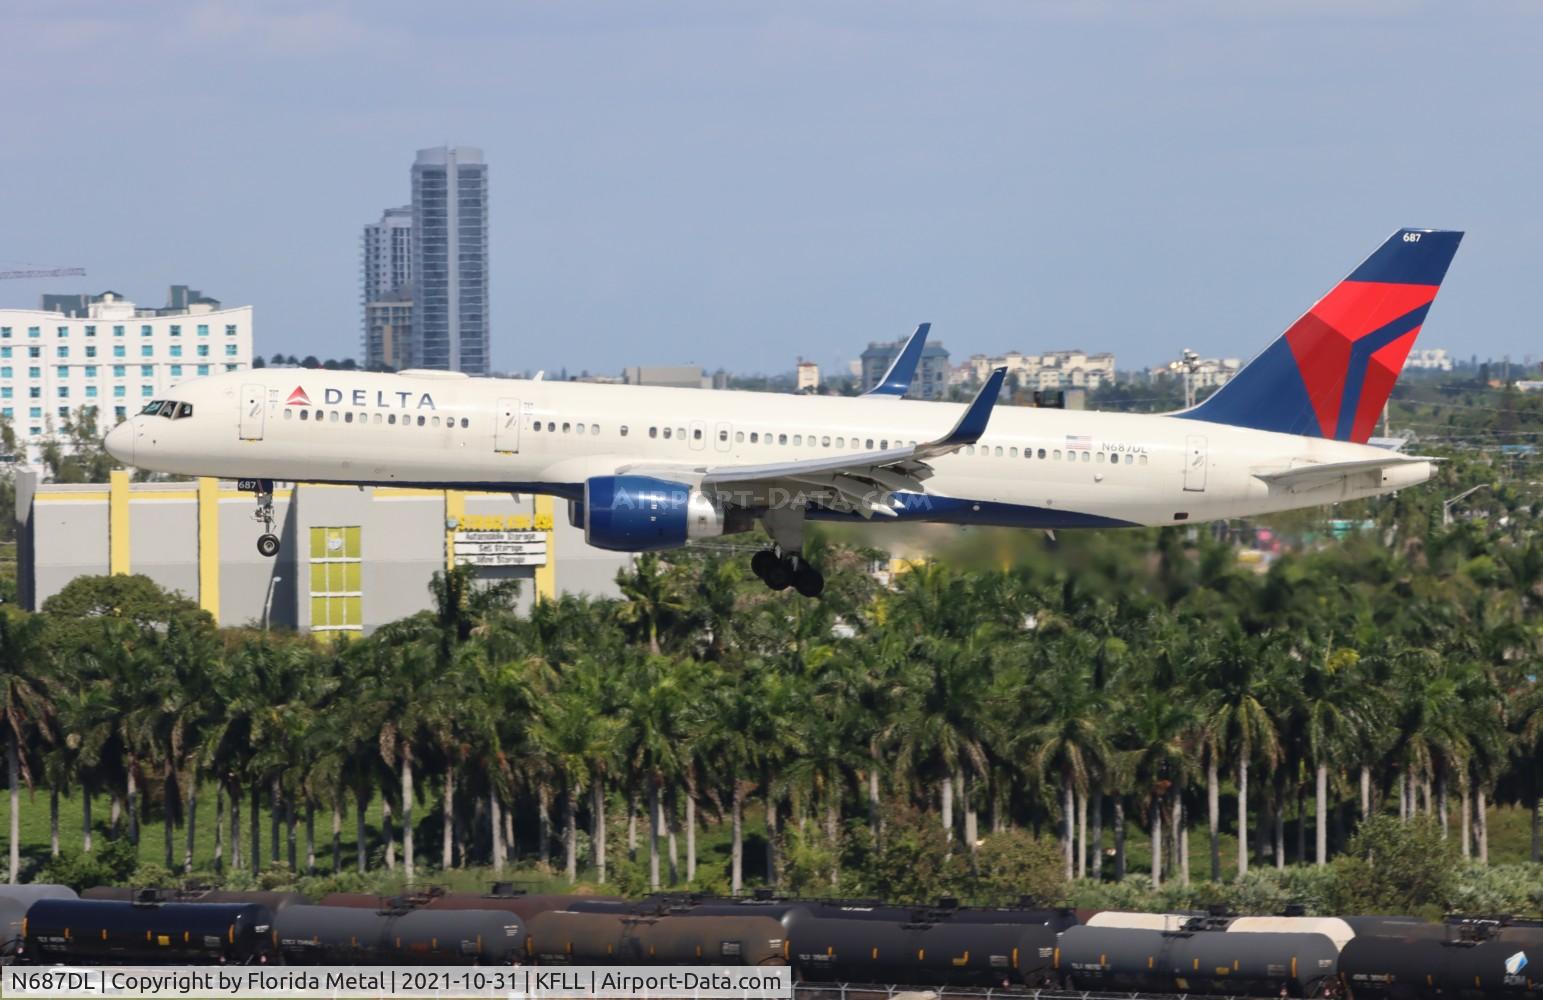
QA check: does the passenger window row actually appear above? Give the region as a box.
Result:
[531,420,601,436]
[515,412,1152,467]
[961,442,1149,466]
[281,409,470,429]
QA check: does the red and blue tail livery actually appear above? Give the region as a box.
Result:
[1181,228,1462,442]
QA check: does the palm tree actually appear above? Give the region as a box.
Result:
[1296,641,1382,864]
[0,609,55,882]
[1197,624,1283,878]
[618,653,699,889]
[615,554,688,656]
[1119,682,1193,886]
[1022,650,1111,880]
[529,659,617,882]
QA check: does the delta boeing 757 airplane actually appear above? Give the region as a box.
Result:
[104,229,1461,597]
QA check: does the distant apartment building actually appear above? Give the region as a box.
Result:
[1403,348,1453,371]
[859,339,951,399]
[796,359,820,393]
[957,349,1116,391]
[0,288,253,463]
[410,146,489,375]
[364,293,412,374]
[361,205,413,369]
[1150,354,1242,389]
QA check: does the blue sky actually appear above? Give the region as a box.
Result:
[2,1,1538,376]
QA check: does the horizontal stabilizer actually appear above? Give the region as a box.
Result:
[1254,456,1434,490]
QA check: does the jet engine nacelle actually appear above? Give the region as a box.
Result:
[583,475,730,552]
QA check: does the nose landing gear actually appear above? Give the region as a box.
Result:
[238,478,281,557]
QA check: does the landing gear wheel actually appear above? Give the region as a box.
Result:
[762,556,792,591]
[792,562,825,598]
[750,549,779,582]
[256,533,280,558]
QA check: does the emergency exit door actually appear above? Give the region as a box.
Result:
[239,384,265,440]
[1184,434,1207,492]
[495,398,521,453]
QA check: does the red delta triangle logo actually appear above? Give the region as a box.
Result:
[286,386,312,407]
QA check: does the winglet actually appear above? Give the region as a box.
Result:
[932,366,1006,450]
[862,323,931,398]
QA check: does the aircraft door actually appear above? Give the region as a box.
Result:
[239,384,265,441]
[714,421,733,453]
[495,398,521,453]
[1183,434,1207,492]
[689,419,707,451]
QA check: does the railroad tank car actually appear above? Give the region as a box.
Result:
[787,913,1057,987]
[797,900,1077,930]
[0,885,77,905]
[0,886,75,962]
[19,899,274,965]
[1339,928,1543,999]
[526,910,787,966]
[83,887,310,910]
[275,904,523,965]
[627,896,1080,933]
[425,891,622,922]
[316,890,422,909]
[1340,916,1439,938]
[1057,925,1340,997]
[1084,910,1204,931]
[1228,916,1357,951]
[273,904,386,964]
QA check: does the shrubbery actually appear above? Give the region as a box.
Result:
[37,837,138,891]
[1324,816,1459,918]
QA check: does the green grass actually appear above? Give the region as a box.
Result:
[1,785,1535,890]
[0,783,774,893]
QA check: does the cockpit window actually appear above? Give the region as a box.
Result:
[141,400,164,415]
[174,402,193,419]
[158,400,176,418]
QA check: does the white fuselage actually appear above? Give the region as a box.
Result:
[106,368,1430,530]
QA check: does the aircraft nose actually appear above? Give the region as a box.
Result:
[103,420,135,465]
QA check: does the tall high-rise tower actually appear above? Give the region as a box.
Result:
[361,205,413,370]
[410,146,489,374]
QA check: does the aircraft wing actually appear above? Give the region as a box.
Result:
[859,323,931,398]
[619,368,1007,519]
[1253,455,1435,491]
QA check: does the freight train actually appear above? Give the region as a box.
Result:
[2,884,1539,997]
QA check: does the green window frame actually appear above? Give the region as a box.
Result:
[308,525,363,633]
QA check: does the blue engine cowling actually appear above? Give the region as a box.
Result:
[583,476,727,552]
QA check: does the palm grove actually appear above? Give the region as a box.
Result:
[0,461,1540,916]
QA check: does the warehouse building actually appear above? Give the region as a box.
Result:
[13,471,629,632]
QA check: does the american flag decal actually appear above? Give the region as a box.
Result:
[1066,435,1091,450]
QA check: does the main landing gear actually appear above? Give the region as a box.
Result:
[239,478,281,557]
[751,548,825,598]
[753,507,824,597]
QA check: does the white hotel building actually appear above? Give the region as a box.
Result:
[0,291,252,463]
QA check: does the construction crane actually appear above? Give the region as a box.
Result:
[0,265,86,280]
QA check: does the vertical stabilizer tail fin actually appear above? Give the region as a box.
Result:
[1180,228,1462,442]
